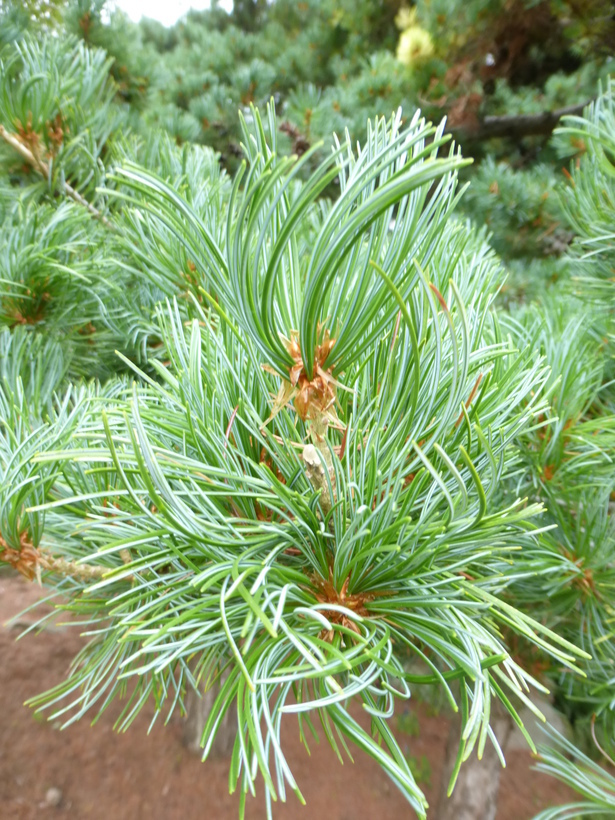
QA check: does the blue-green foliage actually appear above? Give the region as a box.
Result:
[1,5,615,818]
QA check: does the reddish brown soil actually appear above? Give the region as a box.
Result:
[0,575,572,820]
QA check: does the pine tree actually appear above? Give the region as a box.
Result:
[0,25,600,820]
[2,6,615,820]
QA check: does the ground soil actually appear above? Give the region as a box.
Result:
[0,574,574,820]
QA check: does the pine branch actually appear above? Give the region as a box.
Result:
[38,550,108,582]
[0,123,114,230]
[448,101,590,142]
[0,535,107,583]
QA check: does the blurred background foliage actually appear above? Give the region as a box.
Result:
[3,0,613,293]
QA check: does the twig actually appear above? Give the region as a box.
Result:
[591,713,615,770]
[1,535,107,583]
[303,443,333,516]
[0,123,115,230]
[0,533,133,584]
[447,101,589,142]
[37,550,108,582]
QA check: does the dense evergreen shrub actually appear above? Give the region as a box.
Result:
[0,2,614,817]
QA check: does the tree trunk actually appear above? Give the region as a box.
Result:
[435,704,515,820]
[182,668,236,758]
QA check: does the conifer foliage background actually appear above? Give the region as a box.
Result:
[0,1,614,818]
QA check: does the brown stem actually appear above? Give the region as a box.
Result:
[591,713,615,769]
[1,534,113,583]
[0,123,115,230]
[447,101,589,142]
